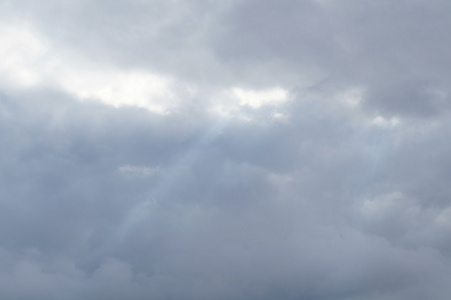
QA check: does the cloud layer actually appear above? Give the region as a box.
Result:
[1,0,451,299]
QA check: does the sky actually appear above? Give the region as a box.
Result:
[1,0,451,299]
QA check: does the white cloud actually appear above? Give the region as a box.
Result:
[59,69,175,114]
[371,116,400,127]
[233,86,290,109]
[208,86,291,123]
[0,21,49,88]
[118,165,160,177]
[0,20,177,114]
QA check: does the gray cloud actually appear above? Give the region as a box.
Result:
[1,0,451,299]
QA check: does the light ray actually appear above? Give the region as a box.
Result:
[88,116,231,262]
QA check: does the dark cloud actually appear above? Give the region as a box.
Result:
[0,86,450,299]
[212,0,451,114]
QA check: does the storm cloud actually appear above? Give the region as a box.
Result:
[1,0,451,299]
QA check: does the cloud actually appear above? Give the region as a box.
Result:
[1,0,451,299]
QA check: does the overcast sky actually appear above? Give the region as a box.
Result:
[1,0,451,299]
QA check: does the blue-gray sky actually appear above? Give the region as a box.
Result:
[1,0,451,299]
